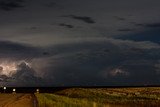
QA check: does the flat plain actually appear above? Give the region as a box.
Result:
[36,87,160,107]
[1,87,160,107]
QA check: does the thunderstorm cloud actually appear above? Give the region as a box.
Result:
[0,0,160,86]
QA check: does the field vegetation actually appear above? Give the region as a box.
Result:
[36,87,160,107]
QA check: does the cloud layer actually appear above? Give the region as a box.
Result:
[0,0,24,11]
[0,0,160,86]
[0,39,159,86]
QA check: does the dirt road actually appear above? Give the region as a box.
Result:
[0,94,37,107]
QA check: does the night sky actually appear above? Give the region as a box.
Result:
[0,0,160,86]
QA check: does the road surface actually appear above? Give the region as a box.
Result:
[0,94,37,107]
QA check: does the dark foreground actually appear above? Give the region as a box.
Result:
[1,86,160,93]
[1,87,160,107]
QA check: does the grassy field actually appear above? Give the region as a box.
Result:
[36,93,104,107]
[35,87,160,107]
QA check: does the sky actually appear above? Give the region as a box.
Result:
[0,0,160,86]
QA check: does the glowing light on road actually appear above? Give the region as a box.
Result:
[3,87,6,90]
[13,88,16,92]
[36,89,39,93]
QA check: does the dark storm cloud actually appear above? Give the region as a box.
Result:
[59,23,74,28]
[135,23,160,28]
[115,60,160,85]
[114,16,126,21]
[62,15,95,24]
[40,40,160,86]
[0,41,43,60]
[1,0,160,86]
[11,62,44,86]
[45,1,56,8]
[114,29,160,44]
[1,39,160,86]
[146,23,160,28]
[0,75,11,82]
[0,41,48,86]
[118,28,134,32]
[30,26,38,30]
[0,61,44,87]
[0,0,24,11]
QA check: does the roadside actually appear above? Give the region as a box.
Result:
[0,94,37,107]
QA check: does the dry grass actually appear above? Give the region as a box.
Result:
[35,87,160,107]
[35,93,103,107]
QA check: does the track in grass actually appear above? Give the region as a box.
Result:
[0,94,37,107]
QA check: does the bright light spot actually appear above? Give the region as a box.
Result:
[3,87,6,90]
[13,88,16,92]
[36,89,39,93]
[36,89,39,92]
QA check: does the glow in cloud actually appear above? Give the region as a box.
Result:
[0,60,31,77]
